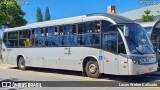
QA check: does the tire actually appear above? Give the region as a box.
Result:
[17,57,26,70]
[85,60,102,78]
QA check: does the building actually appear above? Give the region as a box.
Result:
[119,4,160,23]
[107,6,119,14]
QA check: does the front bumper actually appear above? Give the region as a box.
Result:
[129,62,158,75]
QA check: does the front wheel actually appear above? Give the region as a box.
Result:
[17,57,27,70]
[85,60,102,78]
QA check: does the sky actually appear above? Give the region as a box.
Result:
[21,0,151,24]
[0,0,154,36]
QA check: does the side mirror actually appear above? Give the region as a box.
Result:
[124,25,129,37]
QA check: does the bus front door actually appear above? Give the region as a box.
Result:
[103,33,119,75]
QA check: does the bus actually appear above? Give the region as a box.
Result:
[2,14,158,78]
[139,21,160,65]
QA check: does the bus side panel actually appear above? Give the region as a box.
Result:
[71,47,103,72]
[118,55,129,75]
[2,43,8,64]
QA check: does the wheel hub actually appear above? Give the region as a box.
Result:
[89,64,97,73]
[19,59,25,69]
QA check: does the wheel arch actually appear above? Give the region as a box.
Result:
[82,55,101,73]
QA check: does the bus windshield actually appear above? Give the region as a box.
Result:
[124,23,154,54]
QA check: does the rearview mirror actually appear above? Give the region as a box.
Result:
[124,25,129,37]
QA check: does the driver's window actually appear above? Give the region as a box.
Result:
[104,33,118,54]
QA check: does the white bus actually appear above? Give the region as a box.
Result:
[2,14,158,78]
[139,21,160,65]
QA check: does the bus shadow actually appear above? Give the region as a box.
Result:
[101,74,160,83]
[9,67,160,83]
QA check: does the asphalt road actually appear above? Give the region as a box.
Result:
[0,62,160,90]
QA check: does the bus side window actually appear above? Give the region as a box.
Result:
[3,33,7,47]
[34,28,44,47]
[19,30,31,47]
[44,27,56,46]
[77,23,84,45]
[63,25,77,46]
[104,33,118,54]
[78,21,100,46]
[8,31,18,47]
[59,26,64,35]
[101,20,112,33]
[118,34,126,54]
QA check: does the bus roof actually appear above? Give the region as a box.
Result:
[4,14,134,32]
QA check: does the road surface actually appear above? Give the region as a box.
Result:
[0,62,159,90]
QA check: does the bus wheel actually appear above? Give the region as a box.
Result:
[85,60,101,78]
[18,57,26,70]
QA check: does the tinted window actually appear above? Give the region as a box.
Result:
[103,27,126,54]
[101,20,112,32]
[8,31,18,47]
[144,27,152,38]
[61,25,77,46]
[19,30,31,47]
[104,33,118,53]
[44,27,59,46]
[33,28,44,46]
[118,34,126,54]
[77,21,100,46]
[3,33,7,46]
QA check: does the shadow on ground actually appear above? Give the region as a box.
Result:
[8,67,160,83]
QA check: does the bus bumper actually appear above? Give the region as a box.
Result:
[129,62,158,75]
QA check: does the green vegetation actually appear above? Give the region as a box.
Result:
[36,7,43,22]
[0,0,27,28]
[141,9,153,22]
[45,7,51,21]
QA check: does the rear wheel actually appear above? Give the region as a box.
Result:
[85,60,101,78]
[17,57,26,70]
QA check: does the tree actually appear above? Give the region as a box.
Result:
[0,0,27,28]
[141,9,153,22]
[45,7,50,21]
[36,7,43,22]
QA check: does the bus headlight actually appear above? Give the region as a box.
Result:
[132,57,139,64]
[132,59,138,64]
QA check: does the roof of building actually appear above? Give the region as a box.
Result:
[119,4,160,20]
